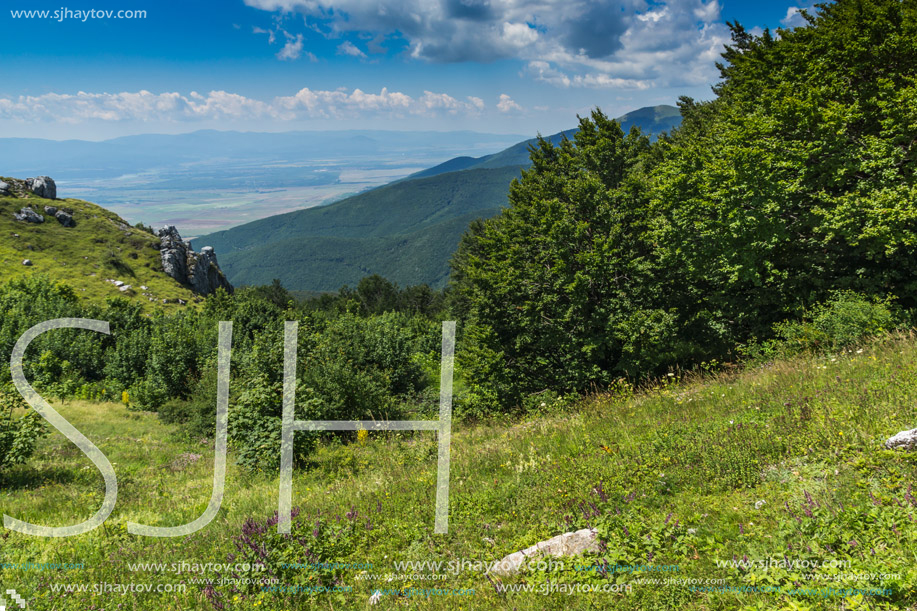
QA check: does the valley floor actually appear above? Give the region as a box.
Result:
[1,335,916,610]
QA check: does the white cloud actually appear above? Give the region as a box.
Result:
[0,87,488,124]
[780,5,815,28]
[277,32,305,60]
[253,25,276,44]
[337,40,367,58]
[496,93,522,113]
[244,0,732,89]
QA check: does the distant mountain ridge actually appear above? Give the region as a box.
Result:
[198,105,682,292]
[409,104,681,180]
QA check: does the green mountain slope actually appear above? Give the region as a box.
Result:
[0,178,199,309]
[201,167,517,290]
[198,105,682,292]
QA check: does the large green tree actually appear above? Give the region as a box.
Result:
[452,111,699,403]
[653,0,917,343]
[452,0,917,409]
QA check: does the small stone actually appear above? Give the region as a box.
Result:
[119,285,132,292]
[43,205,58,216]
[489,529,601,576]
[22,259,32,266]
[885,428,917,451]
[113,280,124,287]
[55,211,75,227]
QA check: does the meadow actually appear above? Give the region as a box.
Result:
[1,332,915,610]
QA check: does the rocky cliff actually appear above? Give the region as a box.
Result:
[158,225,233,296]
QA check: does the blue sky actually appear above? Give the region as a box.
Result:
[0,0,816,139]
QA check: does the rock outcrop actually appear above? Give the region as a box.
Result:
[157,225,233,296]
[0,181,9,196]
[26,176,56,199]
[885,428,917,451]
[488,528,601,577]
[55,210,76,227]
[13,207,44,223]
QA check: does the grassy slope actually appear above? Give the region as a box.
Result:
[0,181,197,310]
[2,335,916,610]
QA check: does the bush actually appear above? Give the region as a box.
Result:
[741,292,904,361]
[775,292,901,353]
[0,389,47,471]
[227,312,435,470]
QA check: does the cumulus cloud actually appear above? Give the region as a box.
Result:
[496,93,522,113]
[337,41,367,57]
[781,4,816,28]
[0,88,487,124]
[277,32,305,60]
[244,0,732,88]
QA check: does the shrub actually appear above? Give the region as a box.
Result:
[772,292,902,355]
[0,389,47,471]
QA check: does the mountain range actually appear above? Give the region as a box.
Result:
[197,105,682,292]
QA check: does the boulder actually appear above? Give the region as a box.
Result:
[43,205,58,216]
[55,210,75,227]
[13,207,44,223]
[488,528,601,577]
[22,259,32,266]
[0,181,9,195]
[885,428,917,451]
[26,176,56,199]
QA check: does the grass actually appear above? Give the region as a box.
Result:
[1,179,198,311]
[1,334,917,610]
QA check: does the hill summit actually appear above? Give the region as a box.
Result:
[1,175,232,308]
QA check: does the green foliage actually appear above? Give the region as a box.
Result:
[228,312,435,470]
